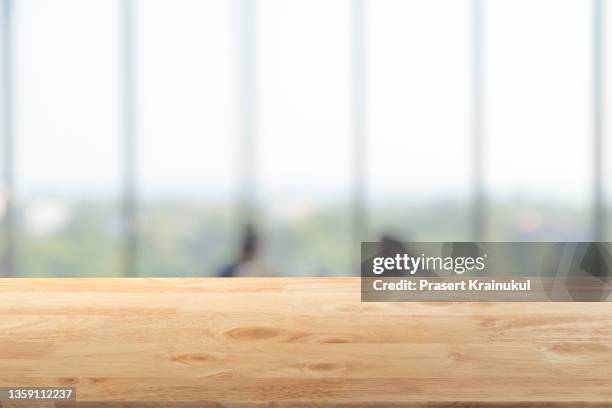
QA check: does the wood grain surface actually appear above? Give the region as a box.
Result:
[1,278,612,407]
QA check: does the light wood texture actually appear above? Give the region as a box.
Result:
[1,278,612,407]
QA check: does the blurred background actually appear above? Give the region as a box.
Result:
[0,0,609,277]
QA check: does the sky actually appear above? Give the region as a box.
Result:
[2,0,606,207]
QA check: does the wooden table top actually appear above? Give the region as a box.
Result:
[1,278,612,407]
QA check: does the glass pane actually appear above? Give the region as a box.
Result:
[258,0,353,275]
[605,0,612,241]
[485,0,592,240]
[367,0,472,242]
[0,1,7,275]
[14,0,122,276]
[137,0,237,276]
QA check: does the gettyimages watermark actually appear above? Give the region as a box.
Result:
[361,242,612,302]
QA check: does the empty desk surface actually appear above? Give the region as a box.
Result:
[1,278,612,407]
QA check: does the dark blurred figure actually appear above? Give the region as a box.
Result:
[378,234,407,276]
[380,234,406,260]
[219,224,260,277]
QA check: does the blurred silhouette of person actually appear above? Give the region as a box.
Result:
[219,224,263,277]
[380,234,405,260]
[377,234,406,276]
